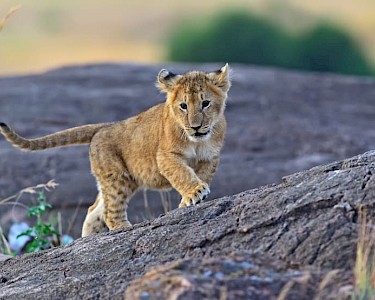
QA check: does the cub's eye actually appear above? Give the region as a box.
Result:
[202,100,210,108]
[180,103,188,110]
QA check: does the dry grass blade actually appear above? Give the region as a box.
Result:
[0,202,29,210]
[219,286,228,300]
[160,191,173,214]
[45,180,59,191]
[0,5,21,31]
[143,190,153,220]
[66,199,83,236]
[277,273,311,300]
[353,211,375,300]
[0,180,58,204]
[313,269,340,300]
[0,225,11,255]
[277,280,295,300]
[0,180,59,210]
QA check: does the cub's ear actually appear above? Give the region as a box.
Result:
[207,63,231,92]
[156,69,182,93]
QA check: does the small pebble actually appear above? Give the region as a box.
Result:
[239,261,255,269]
[215,272,224,280]
[250,275,273,283]
[140,291,150,299]
[333,202,353,212]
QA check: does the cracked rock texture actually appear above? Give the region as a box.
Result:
[1,150,374,299]
[1,64,375,237]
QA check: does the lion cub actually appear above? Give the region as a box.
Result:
[0,64,231,237]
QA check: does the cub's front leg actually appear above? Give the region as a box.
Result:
[178,156,220,207]
[157,152,210,207]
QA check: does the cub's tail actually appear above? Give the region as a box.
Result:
[0,122,112,151]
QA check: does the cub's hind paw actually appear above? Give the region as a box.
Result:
[179,183,210,208]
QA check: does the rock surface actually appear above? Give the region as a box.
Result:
[0,254,11,261]
[1,150,374,299]
[1,64,375,237]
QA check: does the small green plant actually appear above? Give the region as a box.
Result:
[0,180,74,255]
[16,191,60,253]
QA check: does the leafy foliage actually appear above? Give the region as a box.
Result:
[167,10,374,76]
[16,192,60,253]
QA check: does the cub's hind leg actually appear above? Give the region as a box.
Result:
[82,193,106,237]
[99,172,138,231]
[89,137,138,233]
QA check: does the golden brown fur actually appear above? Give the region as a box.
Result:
[0,64,231,237]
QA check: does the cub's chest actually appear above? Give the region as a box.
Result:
[184,142,220,162]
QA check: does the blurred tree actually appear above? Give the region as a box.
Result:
[168,11,294,67]
[168,11,374,76]
[294,24,373,75]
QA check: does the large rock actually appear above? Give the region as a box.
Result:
[1,64,375,237]
[1,150,374,299]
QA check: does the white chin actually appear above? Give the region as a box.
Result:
[188,132,211,142]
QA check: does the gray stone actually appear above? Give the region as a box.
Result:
[1,64,375,238]
[1,149,373,299]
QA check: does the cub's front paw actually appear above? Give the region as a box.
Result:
[108,220,132,231]
[179,183,210,208]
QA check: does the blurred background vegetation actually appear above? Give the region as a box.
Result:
[1,0,375,76]
[168,11,373,76]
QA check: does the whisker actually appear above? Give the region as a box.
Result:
[180,128,188,141]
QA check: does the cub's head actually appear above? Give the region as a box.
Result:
[157,64,231,142]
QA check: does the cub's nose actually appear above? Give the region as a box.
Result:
[191,125,201,131]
